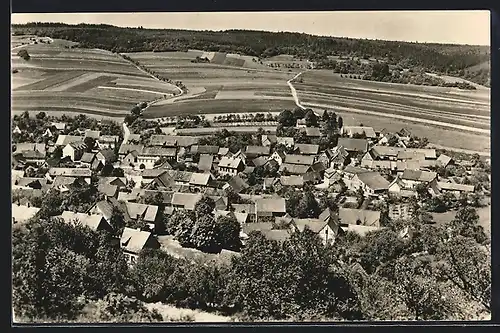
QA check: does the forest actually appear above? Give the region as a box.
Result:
[12,23,490,85]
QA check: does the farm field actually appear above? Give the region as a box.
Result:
[11,37,179,119]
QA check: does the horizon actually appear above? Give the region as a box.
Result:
[11,11,491,46]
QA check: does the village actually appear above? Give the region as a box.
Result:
[11,108,491,266]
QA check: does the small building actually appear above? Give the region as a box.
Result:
[245,145,271,158]
[284,154,315,166]
[278,175,304,188]
[137,147,177,169]
[388,203,415,221]
[436,154,453,168]
[352,171,390,196]
[337,138,369,153]
[84,129,101,139]
[224,175,249,194]
[304,127,321,138]
[171,192,203,211]
[276,137,294,148]
[342,126,377,139]
[261,134,278,147]
[80,152,96,168]
[338,208,381,228]
[60,211,113,232]
[270,151,286,166]
[97,135,120,149]
[319,146,349,169]
[189,172,216,189]
[218,157,245,176]
[400,169,437,189]
[95,149,118,165]
[255,197,286,222]
[47,167,92,184]
[120,227,160,265]
[55,135,83,147]
[62,142,87,161]
[198,154,215,172]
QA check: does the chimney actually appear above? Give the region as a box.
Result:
[27,202,30,208]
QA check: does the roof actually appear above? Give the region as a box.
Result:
[198,154,214,172]
[171,192,203,210]
[97,149,117,162]
[119,144,144,155]
[142,190,174,205]
[51,176,80,188]
[401,170,437,182]
[219,156,243,169]
[51,122,66,130]
[142,169,168,179]
[91,198,123,221]
[80,152,95,164]
[339,208,381,227]
[22,150,46,160]
[12,204,40,223]
[397,151,426,161]
[165,170,193,183]
[256,197,286,214]
[118,188,144,202]
[277,137,295,146]
[437,154,452,167]
[55,135,83,146]
[279,163,310,175]
[67,142,87,151]
[245,145,270,156]
[251,156,269,168]
[15,177,48,188]
[227,175,249,193]
[140,147,176,157]
[295,143,319,155]
[125,202,159,222]
[262,134,278,144]
[343,126,377,138]
[218,147,230,156]
[98,135,119,143]
[284,154,314,165]
[304,127,321,137]
[232,204,255,214]
[48,168,91,178]
[60,211,107,231]
[98,183,119,197]
[279,175,304,187]
[263,177,277,187]
[405,148,436,159]
[343,165,371,175]
[437,182,474,192]
[84,129,101,139]
[356,172,390,191]
[371,146,402,158]
[293,218,332,233]
[396,160,423,171]
[341,224,381,236]
[189,172,212,186]
[120,227,154,254]
[337,138,369,152]
[15,143,46,154]
[126,133,142,143]
[191,145,220,155]
[149,134,177,147]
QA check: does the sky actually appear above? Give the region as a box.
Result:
[11,11,490,46]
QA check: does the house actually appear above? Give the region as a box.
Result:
[398,128,412,139]
[278,175,304,187]
[245,145,271,158]
[97,135,119,149]
[87,197,126,222]
[149,135,177,147]
[12,204,40,224]
[98,177,127,189]
[270,151,286,166]
[338,208,381,228]
[218,147,230,157]
[143,170,176,189]
[400,170,437,188]
[367,146,402,161]
[137,147,177,169]
[276,137,294,148]
[232,150,247,164]
[47,168,92,183]
[436,154,453,168]
[198,154,214,172]
[13,125,22,134]
[279,163,311,175]
[319,146,349,169]
[126,133,142,144]
[255,197,286,221]
[14,177,48,190]
[62,142,87,161]
[342,165,371,189]
[342,126,377,139]
[337,138,369,153]
[118,188,144,203]
[97,183,119,198]
[119,144,144,160]
[60,211,113,232]
[95,149,118,165]
[55,135,83,147]
[241,222,291,243]
[224,175,249,194]
[296,118,307,128]
[352,171,390,196]
[80,152,95,167]
[21,150,46,165]
[302,127,321,138]
[120,227,160,265]
[388,203,415,221]
[51,176,87,193]
[397,151,426,162]
[284,154,315,166]
[361,159,397,172]
[323,166,342,186]
[125,202,160,230]
[218,157,245,176]
[290,215,342,245]
[251,156,269,168]
[405,148,437,160]
[261,134,277,147]
[388,176,417,197]
[294,143,319,155]
[191,145,220,155]
[84,129,101,139]
[209,196,229,211]
[42,128,53,138]
[431,182,475,197]
[189,173,216,189]
[14,143,47,155]
[122,150,140,167]
[171,192,203,211]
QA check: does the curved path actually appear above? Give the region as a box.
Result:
[287,72,306,109]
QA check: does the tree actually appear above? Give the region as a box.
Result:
[216,216,242,251]
[36,112,46,120]
[84,137,95,152]
[109,207,125,236]
[17,49,30,60]
[338,116,344,130]
[194,196,216,218]
[447,206,488,245]
[111,167,125,177]
[277,109,295,127]
[190,215,222,253]
[296,191,321,218]
[304,109,318,127]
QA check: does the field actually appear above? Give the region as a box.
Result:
[11,37,179,118]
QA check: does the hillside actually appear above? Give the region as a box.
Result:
[12,23,490,85]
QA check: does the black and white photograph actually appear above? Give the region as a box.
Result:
[11,10,491,323]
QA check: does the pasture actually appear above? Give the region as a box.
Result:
[11,37,179,119]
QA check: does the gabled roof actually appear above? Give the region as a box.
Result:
[149,134,177,147]
[60,211,108,231]
[279,175,304,187]
[339,208,381,227]
[262,134,278,144]
[405,148,436,159]
[118,188,144,202]
[80,152,95,164]
[171,192,203,210]
[396,160,422,171]
[125,202,159,222]
[219,156,243,169]
[165,170,193,183]
[343,165,371,175]
[119,144,144,155]
[279,163,310,175]
[198,154,214,172]
[142,190,174,205]
[140,147,176,157]
[263,177,278,187]
[227,175,249,193]
[12,204,40,223]
[55,135,83,146]
[277,137,295,146]
[284,154,314,165]
[98,183,119,197]
[120,227,155,254]
[51,122,66,130]
[293,218,330,233]
[272,150,286,160]
[256,197,286,214]
[232,203,255,214]
[437,154,452,167]
[218,147,230,156]
[15,143,47,154]
[343,126,377,138]
[397,151,426,161]
[436,182,474,192]
[126,133,142,143]
[84,129,101,139]
[15,177,48,188]
[356,172,390,191]
[189,172,213,186]
[401,169,437,182]
[245,145,270,156]
[97,149,117,162]
[48,167,92,178]
[251,156,269,168]
[98,177,127,187]
[370,145,402,158]
[191,145,220,155]
[142,169,167,179]
[294,143,319,155]
[337,138,369,152]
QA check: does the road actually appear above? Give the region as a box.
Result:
[287,72,305,109]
